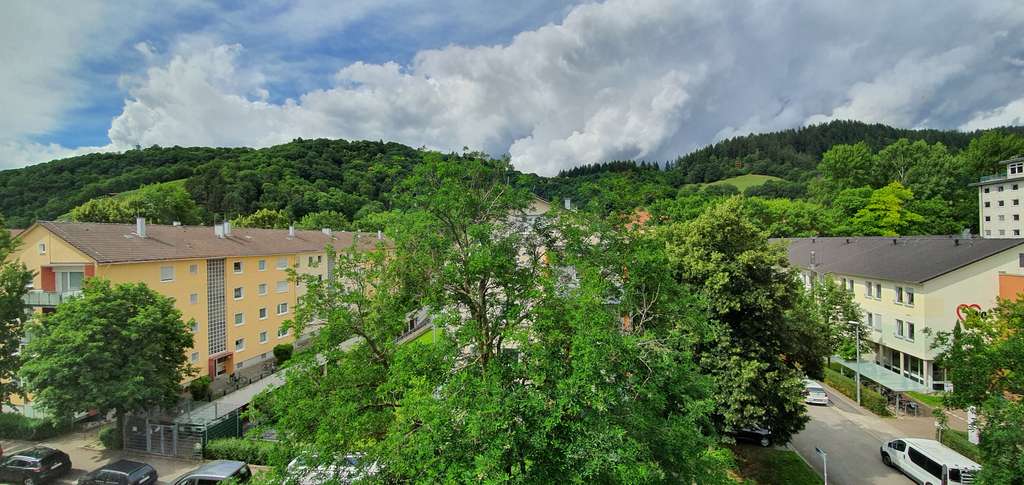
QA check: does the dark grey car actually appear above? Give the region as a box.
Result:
[171,460,252,485]
[0,447,72,485]
[77,460,157,485]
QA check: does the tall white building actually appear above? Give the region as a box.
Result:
[975,156,1024,238]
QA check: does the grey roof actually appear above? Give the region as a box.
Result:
[777,236,1024,284]
[35,221,388,264]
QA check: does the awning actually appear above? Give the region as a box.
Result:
[834,358,930,393]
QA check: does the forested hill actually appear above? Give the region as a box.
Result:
[2,120,1023,229]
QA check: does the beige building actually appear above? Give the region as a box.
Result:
[8,219,383,387]
[974,155,1024,238]
[784,236,1024,392]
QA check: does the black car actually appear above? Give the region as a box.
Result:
[732,427,773,447]
[77,460,158,485]
[0,446,72,484]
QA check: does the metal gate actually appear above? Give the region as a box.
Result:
[148,424,176,456]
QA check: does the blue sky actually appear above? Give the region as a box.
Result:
[3,1,1024,175]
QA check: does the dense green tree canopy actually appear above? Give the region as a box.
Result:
[0,215,32,406]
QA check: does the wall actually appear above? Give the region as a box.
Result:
[978,179,1024,238]
[9,225,94,288]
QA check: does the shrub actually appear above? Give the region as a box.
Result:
[189,376,212,401]
[823,368,892,417]
[204,438,277,465]
[99,425,122,450]
[941,429,981,463]
[0,412,72,440]
[273,344,294,366]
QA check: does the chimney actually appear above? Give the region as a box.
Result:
[377,230,383,240]
[810,250,817,267]
[136,217,147,238]
[214,222,224,238]
[564,198,571,210]
[288,226,295,237]
[321,228,332,237]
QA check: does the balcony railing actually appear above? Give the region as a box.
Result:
[979,173,1007,183]
[23,290,81,307]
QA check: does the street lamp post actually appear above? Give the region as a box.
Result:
[850,320,862,406]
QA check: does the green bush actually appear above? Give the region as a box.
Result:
[941,429,981,463]
[273,343,294,366]
[99,425,122,450]
[823,368,892,417]
[0,412,72,440]
[189,376,212,401]
[204,438,277,465]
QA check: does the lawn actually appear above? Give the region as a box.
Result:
[705,174,783,191]
[733,445,822,485]
[906,391,945,409]
[412,327,440,344]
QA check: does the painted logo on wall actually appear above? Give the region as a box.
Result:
[955,303,983,321]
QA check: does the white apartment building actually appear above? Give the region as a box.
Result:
[784,236,1024,392]
[975,155,1024,238]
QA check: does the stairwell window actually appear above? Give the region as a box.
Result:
[233,287,243,300]
[234,312,245,326]
[233,261,243,273]
[160,266,174,282]
[895,286,904,303]
[189,293,198,305]
[258,259,266,271]
[907,321,915,341]
[259,307,267,320]
[235,338,245,351]
[259,331,268,344]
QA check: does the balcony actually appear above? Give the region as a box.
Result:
[979,173,1007,183]
[23,290,81,307]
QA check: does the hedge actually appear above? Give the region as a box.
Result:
[99,425,122,450]
[204,438,278,465]
[941,429,982,463]
[823,368,892,417]
[0,412,72,440]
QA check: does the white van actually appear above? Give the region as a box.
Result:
[880,438,980,484]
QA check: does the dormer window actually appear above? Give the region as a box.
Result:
[1010,162,1024,175]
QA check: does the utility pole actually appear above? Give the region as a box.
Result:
[816,447,828,485]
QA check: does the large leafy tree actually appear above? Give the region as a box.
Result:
[19,279,195,428]
[660,197,813,444]
[933,299,1024,483]
[256,158,734,483]
[0,219,32,406]
[69,182,203,225]
[843,182,924,236]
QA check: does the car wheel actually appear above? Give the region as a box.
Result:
[759,437,770,447]
[23,478,35,485]
[881,453,892,467]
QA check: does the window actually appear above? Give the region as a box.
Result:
[1001,229,1007,235]
[1015,184,1020,190]
[278,326,289,338]
[190,293,198,305]
[308,256,315,267]
[277,302,288,315]
[1015,199,1020,206]
[258,283,267,295]
[872,313,882,331]
[985,216,991,221]
[896,319,905,338]
[846,279,854,292]
[906,288,914,306]
[999,200,1005,207]
[235,338,246,351]
[276,280,288,293]
[317,255,322,265]
[907,321,915,341]
[191,352,199,363]
[999,185,1005,192]
[865,281,873,298]
[277,257,288,269]
[234,312,245,325]
[1011,162,1024,175]
[908,447,942,479]
[258,259,266,271]
[160,266,174,282]
[895,286,904,303]
[191,321,199,333]
[984,187,990,193]
[985,201,991,207]
[259,331,268,344]
[1020,253,1024,267]
[874,283,881,298]
[37,242,46,254]
[233,261,243,273]
[259,307,268,320]
[1016,230,1021,236]
[189,264,198,274]
[233,287,243,299]
[999,215,1006,221]
[58,271,84,292]
[1015,214,1020,221]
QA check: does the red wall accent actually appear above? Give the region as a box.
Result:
[41,267,55,292]
[84,264,95,278]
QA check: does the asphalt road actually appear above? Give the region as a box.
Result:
[790,387,911,485]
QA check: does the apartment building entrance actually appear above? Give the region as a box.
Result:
[208,353,234,378]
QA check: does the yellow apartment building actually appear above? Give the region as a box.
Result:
[6,219,382,414]
[783,236,1024,393]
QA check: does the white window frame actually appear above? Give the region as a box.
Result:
[37,242,46,255]
[1010,162,1024,175]
[906,288,914,306]
[233,261,243,274]
[258,283,267,295]
[189,264,198,274]
[277,257,288,269]
[160,266,174,282]
[234,312,245,326]
[191,321,199,333]
[895,286,904,304]
[189,293,198,305]
[191,352,199,363]
[874,283,881,299]
[872,313,882,332]
[277,326,289,338]
[865,281,873,298]
[259,307,268,320]
[276,281,288,293]
[235,338,246,351]
[258,259,266,271]
[895,319,905,338]
[276,302,288,315]
[907,321,915,341]
[259,331,268,344]
[233,287,243,300]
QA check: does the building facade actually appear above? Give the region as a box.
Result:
[974,155,1024,238]
[9,220,382,387]
[785,236,1024,392]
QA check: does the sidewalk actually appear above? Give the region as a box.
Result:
[2,427,200,484]
[819,380,936,441]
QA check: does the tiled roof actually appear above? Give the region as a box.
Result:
[36,221,387,264]
[7,229,21,239]
[777,236,1024,284]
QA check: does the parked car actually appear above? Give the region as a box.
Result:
[732,427,772,447]
[284,453,379,484]
[0,446,72,485]
[77,460,157,485]
[171,460,252,485]
[880,438,980,484]
[803,379,830,405]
